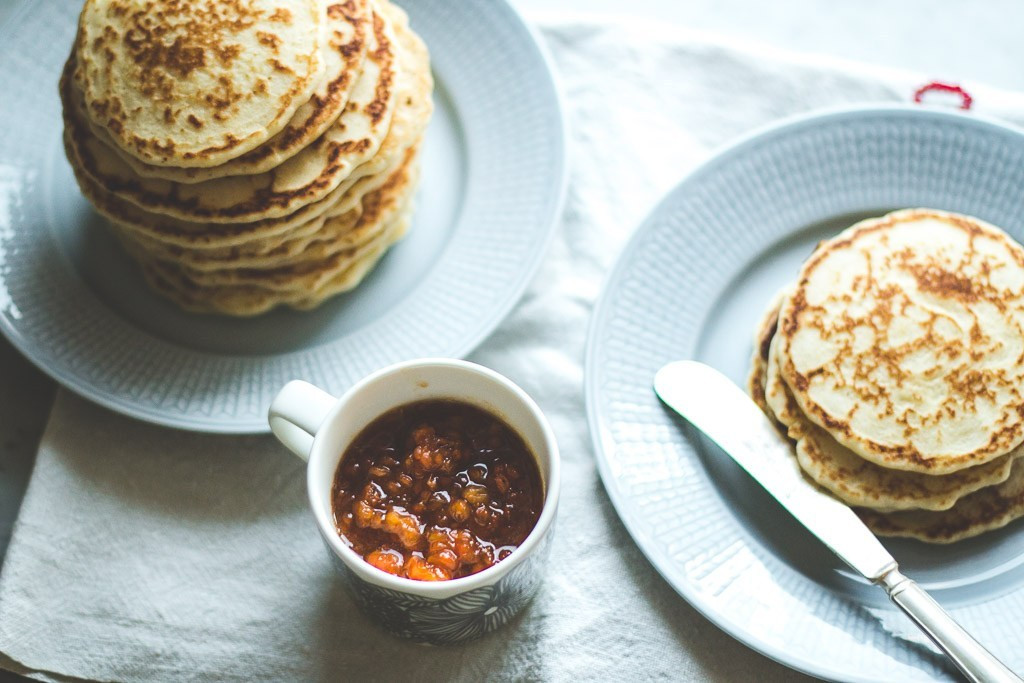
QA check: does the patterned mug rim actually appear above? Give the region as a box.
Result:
[306,358,561,599]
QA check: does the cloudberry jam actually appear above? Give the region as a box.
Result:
[331,400,543,581]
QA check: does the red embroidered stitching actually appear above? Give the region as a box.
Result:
[913,81,973,110]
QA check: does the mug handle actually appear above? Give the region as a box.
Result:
[268,380,337,462]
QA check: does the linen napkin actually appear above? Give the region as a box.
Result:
[5,16,1024,682]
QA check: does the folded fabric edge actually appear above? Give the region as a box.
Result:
[0,650,97,683]
[529,10,1024,112]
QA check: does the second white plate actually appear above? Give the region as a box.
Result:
[585,106,1024,682]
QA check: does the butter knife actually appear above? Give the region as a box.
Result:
[654,360,1021,683]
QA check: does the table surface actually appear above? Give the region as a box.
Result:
[2,0,1022,678]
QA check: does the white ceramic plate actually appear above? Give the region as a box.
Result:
[0,0,565,433]
[585,106,1024,682]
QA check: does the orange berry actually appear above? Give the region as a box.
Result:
[405,555,451,582]
[384,508,424,549]
[449,499,471,522]
[366,549,404,575]
[463,484,489,505]
[428,549,460,572]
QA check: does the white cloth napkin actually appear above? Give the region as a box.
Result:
[5,16,1024,683]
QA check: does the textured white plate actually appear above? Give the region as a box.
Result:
[0,0,565,433]
[585,107,1024,682]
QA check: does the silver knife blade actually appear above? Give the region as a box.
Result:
[654,360,897,582]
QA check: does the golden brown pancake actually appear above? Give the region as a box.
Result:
[777,209,1024,474]
[747,290,783,417]
[138,209,411,315]
[62,0,433,316]
[63,5,401,223]
[858,458,1024,543]
[136,156,418,292]
[766,330,1017,511]
[75,0,326,166]
[111,143,419,269]
[93,0,373,182]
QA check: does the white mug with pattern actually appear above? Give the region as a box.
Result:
[268,358,560,643]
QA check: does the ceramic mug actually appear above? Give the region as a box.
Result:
[268,358,560,644]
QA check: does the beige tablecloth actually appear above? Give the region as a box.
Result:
[4,15,1024,682]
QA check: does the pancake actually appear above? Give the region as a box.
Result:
[858,458,1024,543]
[111,143,420,268]
[68,129,419,252]
[62,0,432,316]
[62,1,430,240]
[292,212,410,309]
[765,323,1017,511]
[350,2,432,189]
[747,289,784,418]
[777,209,1024,474]
[134,151,418,288]
[75,0,326,167]
[63,3,402,223]
[150,168,417,293]
[139,208,411,315]
[94,0,372,182]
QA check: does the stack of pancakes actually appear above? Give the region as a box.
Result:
[750,209,1024,543]
[61,0,432,315]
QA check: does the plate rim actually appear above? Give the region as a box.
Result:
[583,103,1024,682]
[0,0,568,435]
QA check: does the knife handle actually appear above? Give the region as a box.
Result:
[881,570,1022,683]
